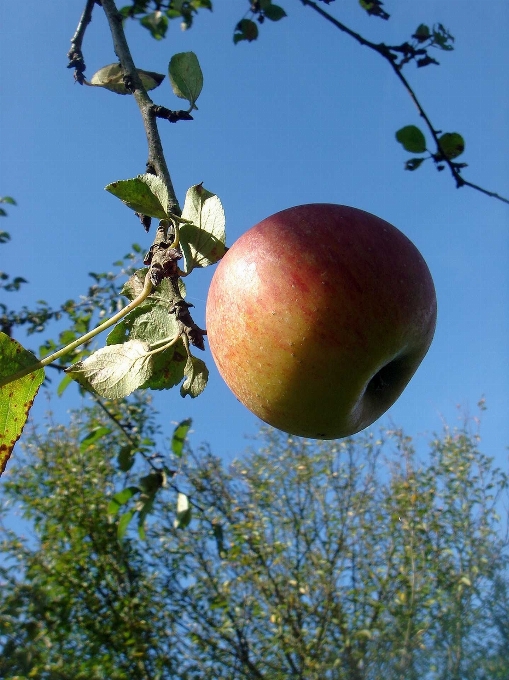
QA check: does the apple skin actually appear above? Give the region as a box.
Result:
[206,204,437,439]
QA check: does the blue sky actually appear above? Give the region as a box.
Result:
[1,0,508,470]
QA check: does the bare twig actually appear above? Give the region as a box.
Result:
[300,0,509,205]
[100,0,179,214]
[67,0,98,84]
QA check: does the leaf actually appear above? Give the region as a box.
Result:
[438,132,465,159]
[140,10,168,39]
[107,486,141,516]
[169,52,203,109]
[358,0,390,20]
[56,372,74,396]
[106,278,187,392]
[171,418,192,457]
[0,333,45,476]
[105,174,170,220]
[140,341,187,391]
[405,157,426,171]
[0,196,16,205]
[234,19,259,44]
[174,492,192,529]
[413,23,430,42]
[137,493,156,539]
[80,426,111,452]
[65,340,155,399]
[118,509,136,539]
[180,184,227,274]
[89,63,165,94]
[396,126,427,153]
[264,4,287,21]
[118,445,136,472]
[180,354,208,398]
[106,301,179,347]
[139,472,163,494]
[213,523,227,558]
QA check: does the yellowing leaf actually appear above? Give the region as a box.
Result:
[0,333,44,475]
[90,63,165,94]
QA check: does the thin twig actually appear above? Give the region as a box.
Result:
[67,0,98,84]
[100,0,179,214]
[300,0,509,205]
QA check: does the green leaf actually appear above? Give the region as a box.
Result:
[107,302,178,347]
[80,426,111,452]
[137,493,156,539]
[180,184,227,274]
[264,4,287,21]
[66,340,155,399]
[140,341,187,391]
[118,509,136,539]
[438,132,465,159]
[139,472,163,494]
[56,372,74,396]
[174,492,192,529]
[396,125,427,153]
[105,174,170,220]
[0,196,17,205]
[108,486,141,516]
[180,354,208,398]
[0,231,10,243]
[140,10,169,39]
[0,333,45,475]
[413,23,430,41]
[89,63,165,94]
[234,19,259,44]
[106,276,187,392]
[117,445,136,472]
[405,157,426,171]
[169,52,203,109]
[213,523,227,558]
[171,418,192,457]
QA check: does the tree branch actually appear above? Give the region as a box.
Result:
[300,0,509,205]
[100,0,179,214]
[67,0,98,84]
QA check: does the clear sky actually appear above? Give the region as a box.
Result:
[1,1,508,471]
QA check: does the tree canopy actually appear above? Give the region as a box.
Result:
[1,397,507,678]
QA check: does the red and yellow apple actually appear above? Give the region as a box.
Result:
[206,204,437,439]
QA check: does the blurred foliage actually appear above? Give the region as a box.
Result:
[1,397,507,678]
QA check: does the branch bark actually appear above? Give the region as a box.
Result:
[100,0,180,214]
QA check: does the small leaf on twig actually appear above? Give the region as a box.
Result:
[169,52,203,110]
[405,157,426,171]
[181,354,208,398]
[437,132,465,159]
[171,418,192,457]
[174,492,192,529]
[90,63,164,94]
[234,19,259,44]
[180,185,227,274]
[105,174,170,219]
[107,486,141,516]
[396,125,427,153]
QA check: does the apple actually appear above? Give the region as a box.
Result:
[206,204,437,439]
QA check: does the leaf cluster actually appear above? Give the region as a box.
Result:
[119,0,212,37]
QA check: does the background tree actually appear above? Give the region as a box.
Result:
[1,397,507,678]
